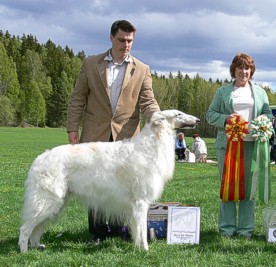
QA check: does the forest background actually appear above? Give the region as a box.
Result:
[1,31,276,137]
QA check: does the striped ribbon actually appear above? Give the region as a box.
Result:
[247,115,274,203]
[220,115,249,202]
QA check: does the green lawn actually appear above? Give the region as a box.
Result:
[0,127,275,267]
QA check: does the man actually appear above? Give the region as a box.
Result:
[67,20,160,244]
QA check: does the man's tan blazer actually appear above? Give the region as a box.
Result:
[67,50,160,142]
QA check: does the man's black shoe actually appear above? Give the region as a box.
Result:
[92,237,101,245]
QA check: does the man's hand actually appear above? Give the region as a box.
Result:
[68,131,80,144]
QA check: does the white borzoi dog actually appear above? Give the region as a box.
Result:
[18,110,199,252]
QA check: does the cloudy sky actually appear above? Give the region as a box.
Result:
[1,0,276,91]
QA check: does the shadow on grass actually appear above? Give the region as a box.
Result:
[1,229,275,255]
[0,229,132,255]
[0,236,20,254]
[46,229,132,253]
[199,230,276,253]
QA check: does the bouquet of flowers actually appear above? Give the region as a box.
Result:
[225,115,249,142]
[247,115,274,203]
[251,114,274,142]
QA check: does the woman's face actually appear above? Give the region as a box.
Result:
[234,66,251,87]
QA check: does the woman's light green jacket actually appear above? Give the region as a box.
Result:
[206,82,273,150]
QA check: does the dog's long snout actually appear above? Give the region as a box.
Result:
[188,115,200,125]
[177,115,200,129]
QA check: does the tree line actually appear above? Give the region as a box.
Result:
[0,30,275,137]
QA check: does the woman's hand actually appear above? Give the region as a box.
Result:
[226,113,242,121]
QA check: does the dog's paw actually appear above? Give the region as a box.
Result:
[38,244,46,250]
[86,237,102,246]
[143,245,149,251]
[140,243,149,251]
[19,247,28,253]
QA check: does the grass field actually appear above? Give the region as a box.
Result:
[0,127,275,267]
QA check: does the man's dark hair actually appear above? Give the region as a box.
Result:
[110,20,136,37]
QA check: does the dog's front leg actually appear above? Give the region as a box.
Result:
[140,206,149,251]
[129,200,149,251]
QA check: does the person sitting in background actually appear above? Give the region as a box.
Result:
[191,133,208,163]
[270,117,276,164]
[175,132,186,162]
[270,138,276,164]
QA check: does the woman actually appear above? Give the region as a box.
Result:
[206,53,272,239]
[175,132,186,162]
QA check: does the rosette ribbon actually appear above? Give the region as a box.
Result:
[220,115,249,202]
[247,115,274,203]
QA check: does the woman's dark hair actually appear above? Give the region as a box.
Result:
[110,20,136,37]
[229,53,256,79]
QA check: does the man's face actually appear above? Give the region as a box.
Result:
[110,29,134,60]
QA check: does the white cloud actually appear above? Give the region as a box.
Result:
[90,0,109,9]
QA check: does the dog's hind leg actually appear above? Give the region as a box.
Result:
[129,200,149,251]
[29,194,70,249]
[29,219,50,249]
[19,216,52,252]
[19,222,37,253]
[19,192,70,252]
[19,217,51,252]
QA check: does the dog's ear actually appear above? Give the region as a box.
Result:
[151,117,164,127]
[150,119,164,139]
[150,112,162,122]
[150,112,165,123]
[160,110,175,120]
[150,116,166,134]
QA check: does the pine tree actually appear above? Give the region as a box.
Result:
[47,71,71,127]
[24,80,46,126]
[0,96,15,126]
[0,41,20,105]
[17,49,52,125]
